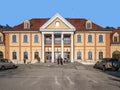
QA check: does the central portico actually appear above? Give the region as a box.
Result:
[40,13,75,63]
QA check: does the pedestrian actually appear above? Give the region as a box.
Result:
[37,56,40,63]
[23,58,26,64]
[60,57,63,65]
[57,56,60,65]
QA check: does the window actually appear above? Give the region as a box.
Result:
[46,36,52,43]
[88,35,92,42]
[0,51,3,58]
[12,52,17,60]
[24,20,30,29]
[25,23,30,29]
[34,52,39,59]
[55,36,61,44]
[114,36,118,42]
[64,37,70,44]
[55,21,60,27]
[12,35,17,43]
[87,23,91,29]
[24,52,28,59]
[99,52,103,60]
[77,52,82,60]
[0,37,1,42]
[88,51,92,60]
[34,35,39,43]
[23,35,28,43]
[99,35,103,42]
[86,21,92,29]
[77,35,81,42]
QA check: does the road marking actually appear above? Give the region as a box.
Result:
[88,78,98,84]
[55,76,60,85]
[19,77,30,85]
[31,79,39,85]
[91,80,98,84]
[65,76,75,85]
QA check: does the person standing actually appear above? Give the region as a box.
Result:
[60,56,63,65]
[37,56,40,63]
[57,56,60,65]
[23,58,26,64]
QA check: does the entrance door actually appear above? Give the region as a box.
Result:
[45,52,52,63]
[64,52,70,62]
[0,51,3,58]
[55,52,61,63]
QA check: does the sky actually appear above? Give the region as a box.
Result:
[0,0,120,28]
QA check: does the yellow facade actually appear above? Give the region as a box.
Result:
[111,45,120,57]
[0,45,5,58]
[2,14,115,64]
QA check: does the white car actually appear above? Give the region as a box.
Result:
[0,59,18,70]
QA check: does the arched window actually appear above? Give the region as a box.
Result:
[12,52,17,60]
[34,35,39,42]
[12,35,17,42]
[88,51,92,60]
[24,52,28,59]
[99,52,103,60]
[23,35,28,43]
[77,35,81,42]
[99,35,103,42]
[88,35,92,42]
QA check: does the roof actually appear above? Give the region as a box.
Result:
[4,18,106,31]
[67,18,104,30]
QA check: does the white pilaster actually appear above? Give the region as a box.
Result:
[61,33,64,59]
[71,33,74,62]
[42,33,44,63]
[52,32,54,63]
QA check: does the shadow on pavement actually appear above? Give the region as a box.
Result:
[105,70,120,78]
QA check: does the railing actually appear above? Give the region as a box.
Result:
[64,39,71,44]
[45,40,52,44]
[55,40,61,44]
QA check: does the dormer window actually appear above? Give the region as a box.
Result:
[113,32,119,43]
[24,20,30,29]
[86,20,92,29]
[114,36,118,42]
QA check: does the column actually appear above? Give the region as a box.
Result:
[71,33,74,62]
[52,32,54,63]
[61,33,64,59]
[42,33,44,63]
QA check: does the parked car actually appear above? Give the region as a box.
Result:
[0,58,18,70]
[93,58,120,71]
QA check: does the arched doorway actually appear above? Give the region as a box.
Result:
[0,51,4,58]
[112,50,120,61]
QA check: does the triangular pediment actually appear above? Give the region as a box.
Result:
[40,13,75,31]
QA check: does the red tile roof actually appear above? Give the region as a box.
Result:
[68,18,104,30]
[4,18,106,31]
